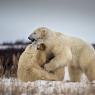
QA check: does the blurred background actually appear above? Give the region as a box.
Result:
[0,0,95,43]
[0,0,95,78]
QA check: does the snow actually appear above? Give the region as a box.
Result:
[0,61,93,95]
[0,45,26,49]
[0,67,92,95]
[64,67,70,81]
[0,78,95,95]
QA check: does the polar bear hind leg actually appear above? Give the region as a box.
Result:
[68,65,82,82]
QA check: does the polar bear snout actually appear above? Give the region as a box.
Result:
[28,36,36,42]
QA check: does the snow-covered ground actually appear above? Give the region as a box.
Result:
[0,45,26,49]
[0,70,95,95]
[0,78,95,95]
[0,61,94,95]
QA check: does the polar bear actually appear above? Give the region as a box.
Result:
[17,43,64,82]
[28,27,95,82]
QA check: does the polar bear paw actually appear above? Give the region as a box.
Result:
[44,63,56,72]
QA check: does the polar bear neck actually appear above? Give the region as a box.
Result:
[24,44,37,55]
[44,31,57,48]
[42,31,63,55]
[36,50,46,66]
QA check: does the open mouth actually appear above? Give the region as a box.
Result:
[31,38,35,42]
[28,37,36,42]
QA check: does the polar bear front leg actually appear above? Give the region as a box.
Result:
[44,55,64,71]
[44,48,72,72]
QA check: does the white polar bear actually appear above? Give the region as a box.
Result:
[28,27,95,82]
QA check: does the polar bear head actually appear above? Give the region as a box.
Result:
[28,27,52,42]
[25,43,46,54]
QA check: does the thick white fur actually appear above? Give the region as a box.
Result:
[29,27,95,81]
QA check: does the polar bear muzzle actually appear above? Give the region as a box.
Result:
[28,36,36,42]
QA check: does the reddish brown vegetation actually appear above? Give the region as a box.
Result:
[0,41,30,78]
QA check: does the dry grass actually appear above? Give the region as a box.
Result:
[0,78,95,95]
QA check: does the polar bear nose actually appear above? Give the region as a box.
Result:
[28,36,31,40]
[28,36,35,42]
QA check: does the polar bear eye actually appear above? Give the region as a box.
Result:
[33,32,36,34]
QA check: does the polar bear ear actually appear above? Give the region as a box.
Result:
[37,43,46,50]
[41,28,48,38]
